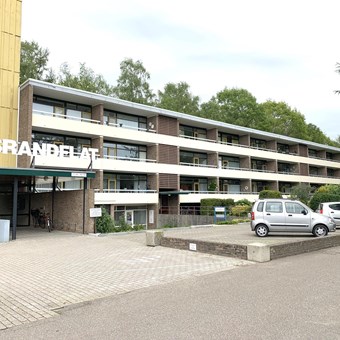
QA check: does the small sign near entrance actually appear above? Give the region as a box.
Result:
[214,206,226,223]
[90,208,102,218]
[71,172,87,178]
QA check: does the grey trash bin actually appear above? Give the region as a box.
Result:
[0,220,10,243]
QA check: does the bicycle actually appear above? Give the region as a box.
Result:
[38,212,53,232]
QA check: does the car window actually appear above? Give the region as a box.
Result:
[265,202,283,213]
[257,202,264,212]
[285,202,306,214]
[329,204,340,211]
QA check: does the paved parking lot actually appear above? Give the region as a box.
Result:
[0,228,252,330]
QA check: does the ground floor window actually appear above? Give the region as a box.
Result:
[113,205,147,227]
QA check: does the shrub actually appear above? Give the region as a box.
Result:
[259,190,282,199]
[230,205,251,217]
[200,198,235,216]
[96,208,114,233]
[309,192,340,211]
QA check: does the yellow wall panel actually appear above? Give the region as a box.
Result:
[14,35,20,72]
[0,0,21,166]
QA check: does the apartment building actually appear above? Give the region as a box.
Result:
[13,79,340,230]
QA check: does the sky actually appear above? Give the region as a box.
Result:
[22,0,340,139]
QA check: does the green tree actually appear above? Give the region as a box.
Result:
[57,62,114,96]
[113,58,154,104]
[20,40,50,84]
[259,101,307,139]
[200,88,264,129]
[290,183,312,204]
[156,82,200,115]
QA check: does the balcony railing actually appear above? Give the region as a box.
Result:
[100,189,157,193]
[33,110,101,124]
[103,155,156,162]
[34,110,340,164]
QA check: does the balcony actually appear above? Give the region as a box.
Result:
[95,189,158,205]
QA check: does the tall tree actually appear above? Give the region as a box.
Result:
[259,100,307,139]
[200,88,263,129]
[156,82,200,115]
[57,63,114,96]
[20,40,50,84]
[113,58,154,105]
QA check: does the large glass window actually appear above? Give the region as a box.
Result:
[66,103,91,121]
[250,138,266,149]
[33,96,65,116]
[32,132,91,154]
[251,159,267,171]
[218,132,239,144]
[277,143,290,154]
[308,149,317,158]
[179,125,207,139]
[180,177,208,192]
[103,142,146,160]
[278,162,296,174]
[219,179,240,193]
[219,156,240,168]
[104,110,147,131]
[309,166,319,176]
[103,173,147,192]
[180,151,207,166]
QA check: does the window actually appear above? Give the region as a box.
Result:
[180,151,207,166]
[218,132,239,144]
[32,132,91,154]
[104,173,147,192]
[251,138,266,149]
[265,202,283,213]
[103,142,146,160]
[277,143,290,154]
[251,159,267,171]
[257,202,264,212]
[278,163,295,174]
[219,156,240,168]
[308,149,317,158]
[180,177,208,191]
[33,96,65,116]
[285,202,305,214]
[104,110,147,131]
[329,204,340,211]
[179,125,207,139]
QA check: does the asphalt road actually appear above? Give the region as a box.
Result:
[2,246,340,340]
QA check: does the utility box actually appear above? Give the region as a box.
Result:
[0,220,10,243]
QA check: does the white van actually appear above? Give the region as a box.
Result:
[317,202,340,226]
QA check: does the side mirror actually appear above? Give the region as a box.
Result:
[302,209,308,215]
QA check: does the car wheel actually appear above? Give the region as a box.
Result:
[255,224,269,237]
[313,224,328,237]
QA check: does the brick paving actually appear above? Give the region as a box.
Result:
[0,228,252,330]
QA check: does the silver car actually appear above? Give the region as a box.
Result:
[317,202,340,226]
[250,199,336,237]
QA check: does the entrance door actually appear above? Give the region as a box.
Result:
[125,210,133,225]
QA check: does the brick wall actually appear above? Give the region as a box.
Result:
[18,85,33,168]
[31,189,95,234]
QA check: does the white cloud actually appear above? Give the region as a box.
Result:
[22,0,340,139]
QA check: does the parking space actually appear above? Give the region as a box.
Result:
[0,228,252,330]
